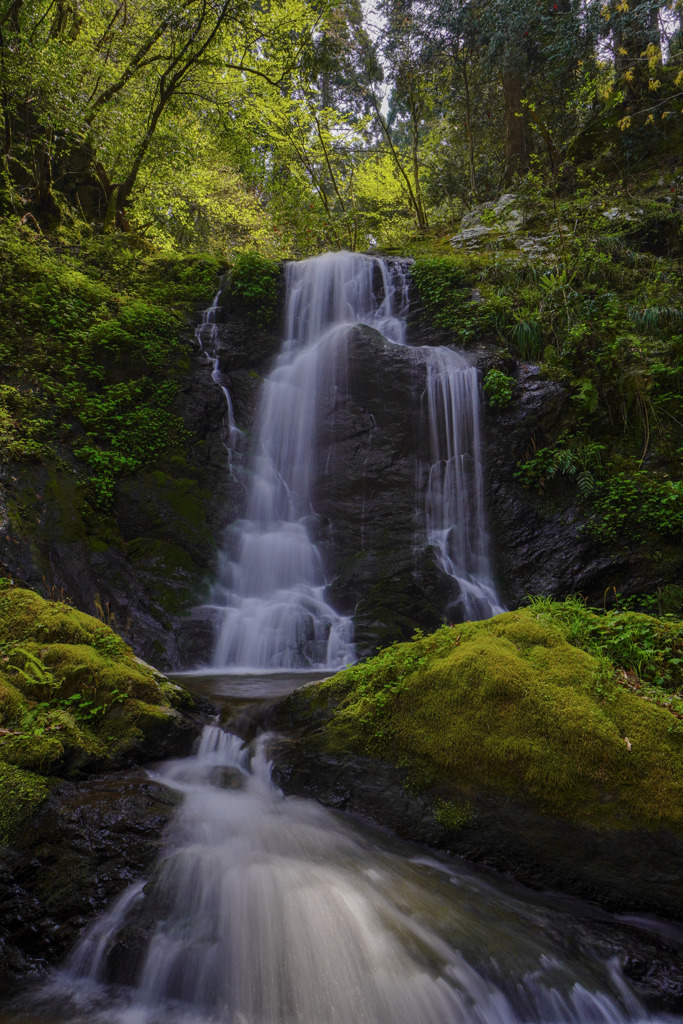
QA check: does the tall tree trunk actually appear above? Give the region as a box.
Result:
[502,71,529,185]
[461,54,476,197]
[612,1,661,105]
[408,78,427,229]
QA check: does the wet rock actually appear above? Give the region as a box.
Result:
[481,362,681,606]
[308,325,447,655]
[269,721,683,927]
[0,770,179,990]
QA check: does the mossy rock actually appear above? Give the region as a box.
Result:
[314,609,683,832]
[0,587,196,797]
[0,761,52,846]
[272,606,683,915]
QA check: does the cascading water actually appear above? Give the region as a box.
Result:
[194,280,244,471]
[209,249,501,670]
[17,722,676,1024]
[422,347,504,620]
[211,252,408,671]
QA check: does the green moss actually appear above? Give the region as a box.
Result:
[0,225,221,515]
[314,608,683,833]
[527,596,683,691]
[0,761,51,845]
[434,798,475,832]
[0,587,190,778]
[0,588,114,648]
[0,674,25,726]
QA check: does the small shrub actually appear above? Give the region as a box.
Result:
[483,368,515,408]
[228,252,280,326]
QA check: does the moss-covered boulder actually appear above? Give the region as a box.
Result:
[0,585,198,844]
[270,605,683,918]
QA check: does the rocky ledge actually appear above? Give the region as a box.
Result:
[0,585,209,989]
[265,607,683,925]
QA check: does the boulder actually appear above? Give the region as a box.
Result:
[267,608,683,921]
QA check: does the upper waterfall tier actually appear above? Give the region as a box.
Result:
[209,250,502,671]
[211,252,409,670]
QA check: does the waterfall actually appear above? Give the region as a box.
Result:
[31,723,658,1024]
[194,280,244,470]
[211,252,407,671]
[210,250,501,671]
[422,347,504,621]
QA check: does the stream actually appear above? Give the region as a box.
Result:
[2,255,681,1022]
[2,673,682,1024]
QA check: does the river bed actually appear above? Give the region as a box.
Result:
[1,671,682,1024]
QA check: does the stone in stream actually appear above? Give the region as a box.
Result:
[265,607,683,931]
[0,769,180,989]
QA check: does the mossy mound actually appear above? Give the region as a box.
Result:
[304,607,683,834]
[0,761,51,846]
[0,586,194,842]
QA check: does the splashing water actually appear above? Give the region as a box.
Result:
[16,723,674,1024]
[209,250,501,670]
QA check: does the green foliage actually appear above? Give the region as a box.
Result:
[527,595,683,693]
[0,223,212,510]
[227,252,281,326]
[630,306,683,339]
[515,435,606,498]
[507,312,544,361]
[411,257,500,342]
[483,368,515,408]
[589,471,683,544]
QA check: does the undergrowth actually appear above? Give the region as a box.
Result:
[0,222,223,510]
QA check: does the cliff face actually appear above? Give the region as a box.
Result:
[2,251,679,671]
[482,362,683,613]
[0,338,230,668]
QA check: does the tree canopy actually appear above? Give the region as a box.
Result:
[1,0,682,251]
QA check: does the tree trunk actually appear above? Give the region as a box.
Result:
[612,1,661,105]
[462,55,476,197]
[502,71,529,185]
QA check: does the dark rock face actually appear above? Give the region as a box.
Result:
[211,319,452,660]
[481,362,682,608]
[310,326,446,656]
[0,302,283,670]
[0,770,180,991]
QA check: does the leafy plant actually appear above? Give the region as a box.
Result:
[228,253,280,326]
[515,435,606,496]
[528,594,683,693]
[589,472,683,543]
[483,368,515,408]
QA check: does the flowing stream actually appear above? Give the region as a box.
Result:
[210,251,502,671]
[7,710,680,1024]
[4,255,670,1024]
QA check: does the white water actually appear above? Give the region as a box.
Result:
[422,347,504,621]
[194,280,244,472]
[209,250,502,670]
[211,253,407,671]
[21,723,674,1024]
